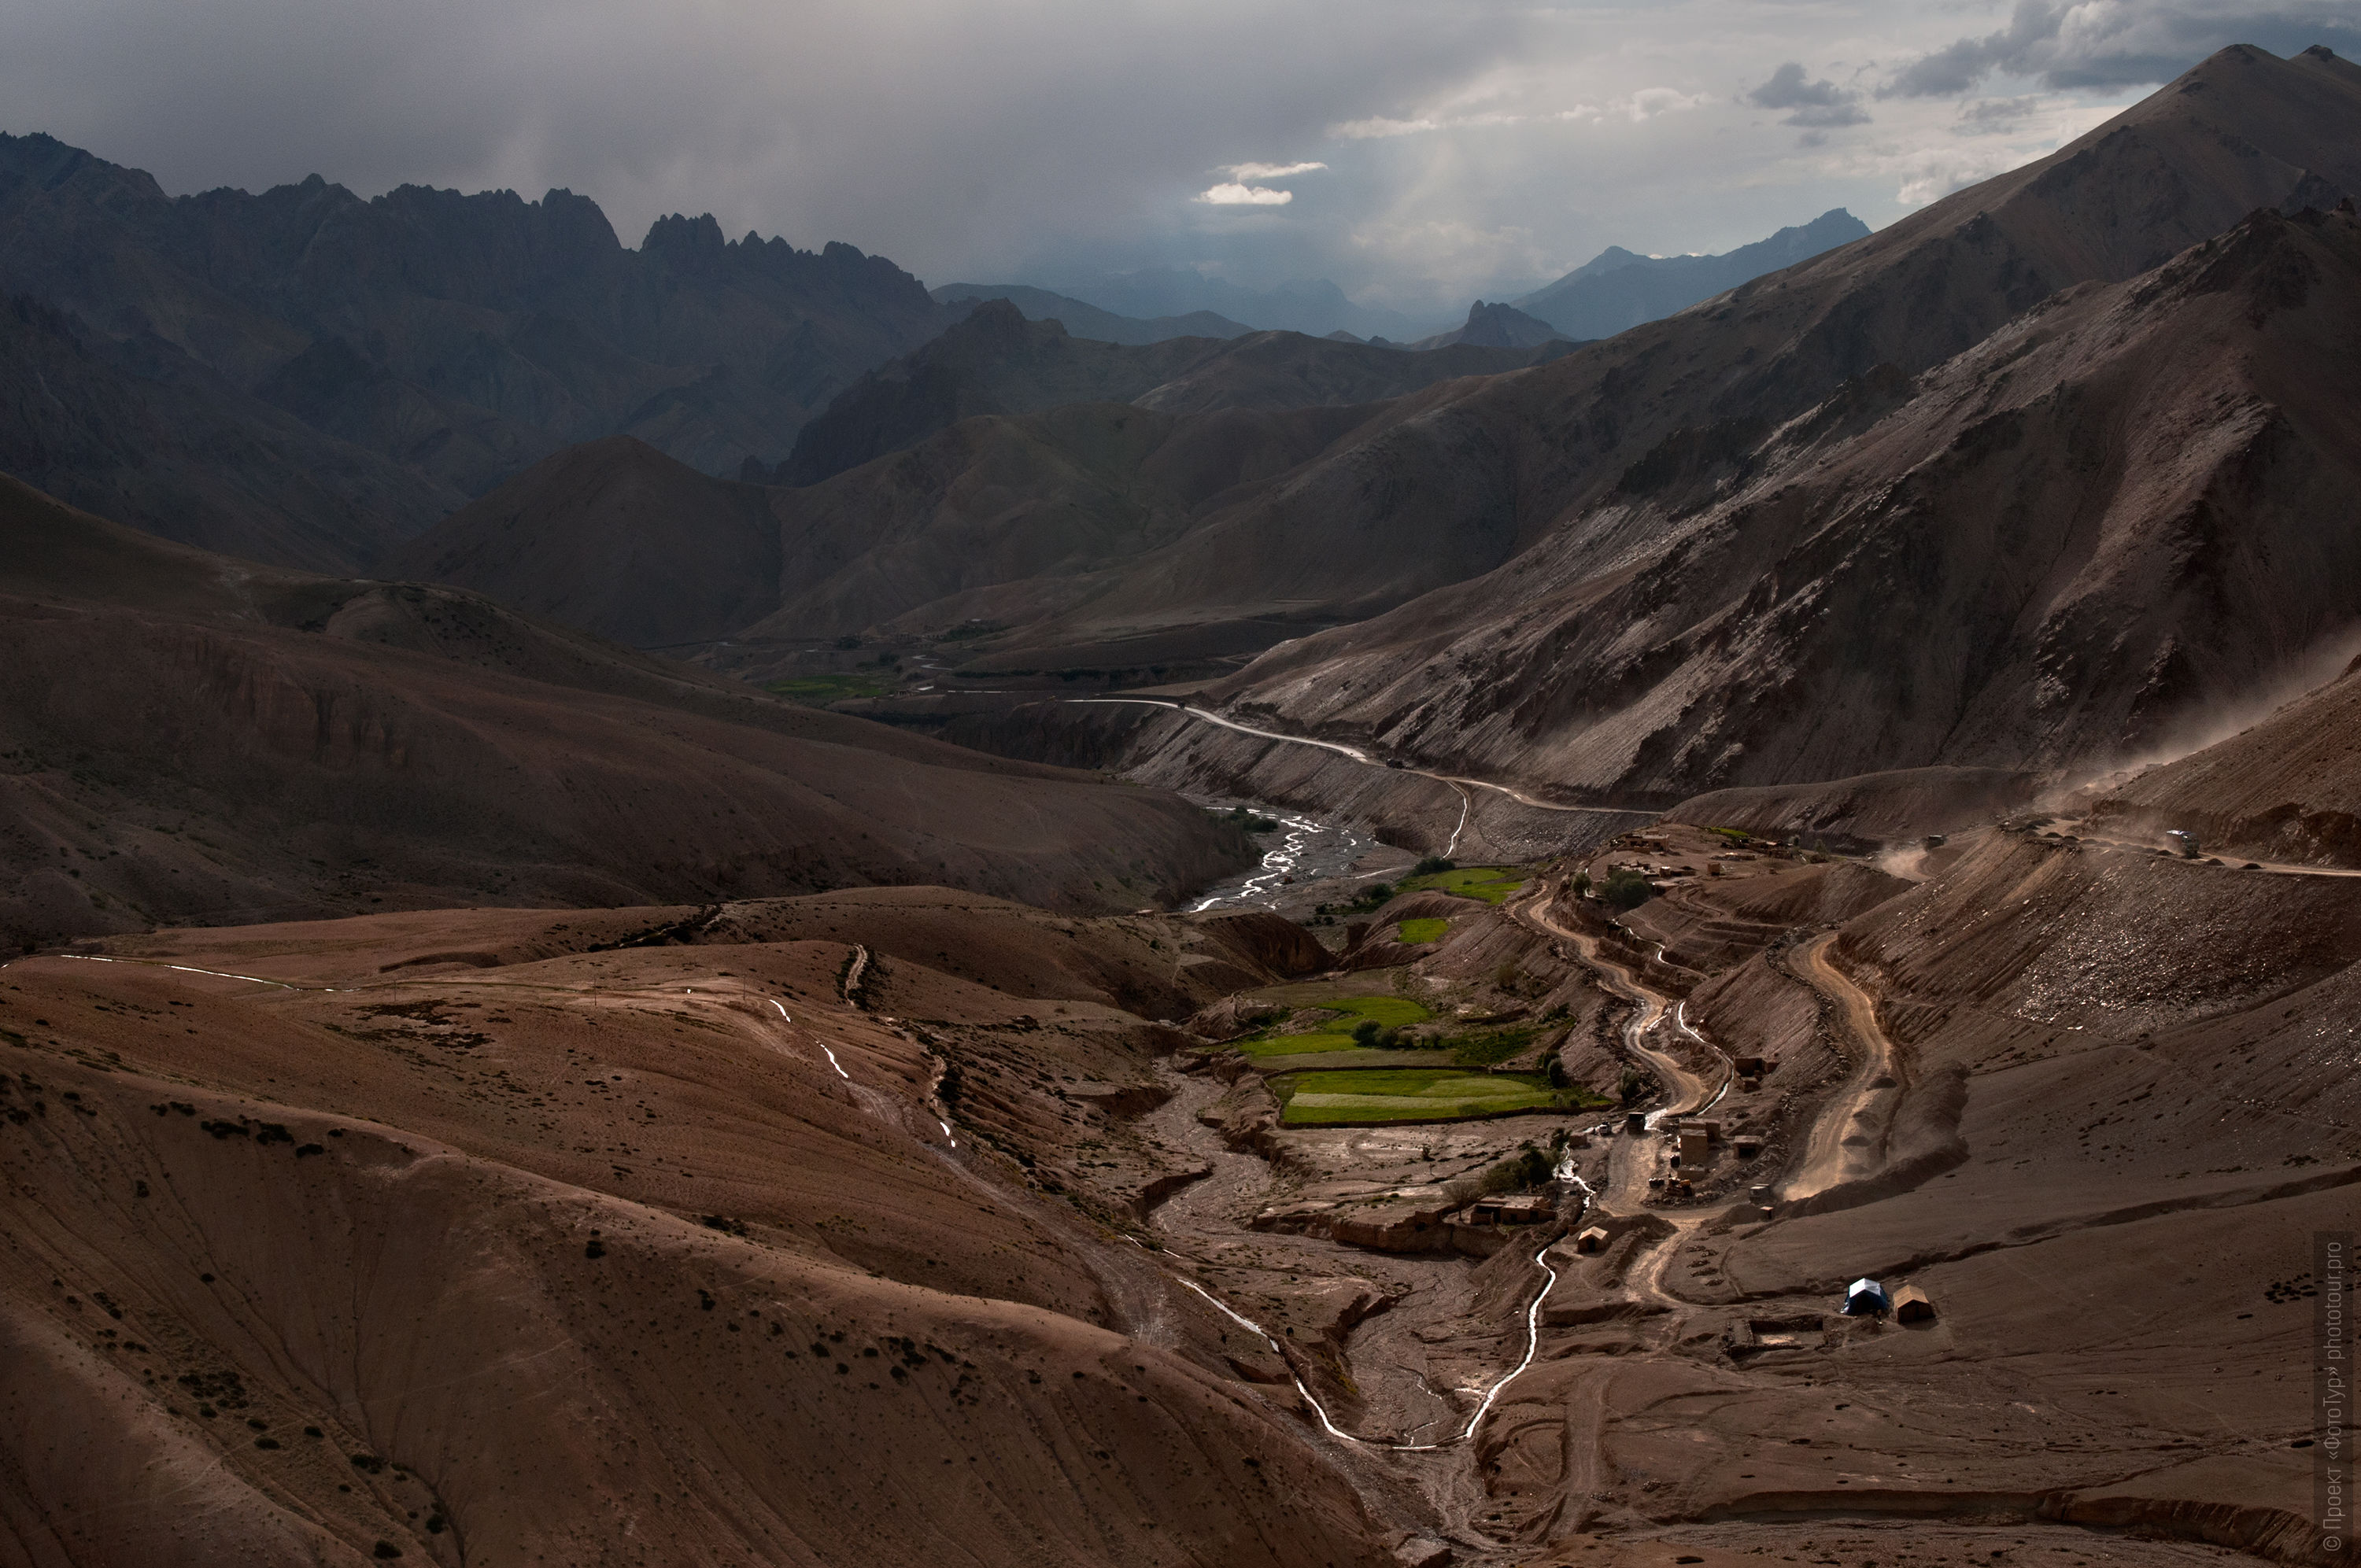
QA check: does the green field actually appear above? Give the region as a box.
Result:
[1244,1046,1454,1072]
[764,673,899,706]
[1448,1024,1543,1067]
[1273,1068,1572,1125]
[1228,994,1432,1060]
[1325,996,1430,1027]
[1399,865,1527,905]
[1395,917,1448,944]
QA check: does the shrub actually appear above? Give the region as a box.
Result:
[1602,869,1656,909]
[1413,855,1454,876]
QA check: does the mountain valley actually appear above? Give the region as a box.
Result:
[0,36,2358,1568]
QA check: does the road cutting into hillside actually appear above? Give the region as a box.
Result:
[1070,697,1653,822]
[1780,932,1902,1203]
[2046,820,2361,880]
[1512,887,1723,1134]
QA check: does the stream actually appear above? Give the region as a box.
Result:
[1186,799,1389,913]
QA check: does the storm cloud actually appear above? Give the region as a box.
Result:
[1883,1,2361,97]
[1,0,2348,316]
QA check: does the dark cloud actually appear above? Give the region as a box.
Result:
[1748,62,1870,128]
[0,0,1531,294]
[1882,1,2361,98]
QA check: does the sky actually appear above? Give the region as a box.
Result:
[4,0,2355,317]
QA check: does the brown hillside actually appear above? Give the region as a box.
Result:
[1220,201,2361,800]
[388,436,784,650]
[398,46,2361,677]
[2091,652,2361,863]
[1050,43,2361,654]
[0,899,1389,1566]
[0,475,1249,950]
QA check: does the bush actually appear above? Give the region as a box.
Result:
[1618,1067,1650,1104]
[1602,869,1657,909]
[1352,1020,1381,1046]
[1413,855,1454,876]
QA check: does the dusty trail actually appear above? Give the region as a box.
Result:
[1069,697,1652,821]
[1781,932,1901,1202]
[2049,820,2361,879]
[1511,887,1728,1142]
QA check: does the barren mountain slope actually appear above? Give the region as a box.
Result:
[1218,201,2361,802]
[0,295,448,571]
[0,134,952,568]
[1028,44,2361,651]
[782,300,1565,484]
[400,309,1563,649]
[776,301,1227,484]
[386,436,786,650]
[0,476,1249,950]
[2090,652,2361,864]
[391,49,2357,670]
[0,899,1389,1567]
[399,398,1404,651]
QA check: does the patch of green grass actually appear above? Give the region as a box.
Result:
[1242,1046,1454,1071]
[1447,1025,1543,1068]
[1398,865,1527,905]
[764,673,897,706]
[1325,995,1431,1027]
[1226,996,1431,1059]
[1395,917,1449,944]
[1232,1029,1361,1059]
[1273,1068,1577,1126]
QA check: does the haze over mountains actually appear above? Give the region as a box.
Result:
[1508,208,1870,341]
[931,282,1255,345]
[1030,266,1430,341]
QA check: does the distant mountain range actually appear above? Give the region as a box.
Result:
[769,297,1565,485]
[1511,208,1870,339]
[1406,300,1576,351]
[0,133,953,569]
[380,42,2361,810]
[1035,267,1434,341]
[931,282,1253,345]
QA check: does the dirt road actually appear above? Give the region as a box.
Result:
[1780,932,1901,1203]
[1070,696,1650,821]
[1513,887,1724,1127]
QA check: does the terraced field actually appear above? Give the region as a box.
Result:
[1229,994,1432,1059]
[1271,1068,1570,1125]
[1397,865,1526,904]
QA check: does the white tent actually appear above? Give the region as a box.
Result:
[1842,1278,1890,1315]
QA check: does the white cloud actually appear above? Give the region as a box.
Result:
[1196,182,1295,205]
[1223,160,1328,179]
[1614,87,1709,123]
[1331,114,1443,140]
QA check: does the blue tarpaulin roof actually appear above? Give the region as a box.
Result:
[1843,1278,1890,1315]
